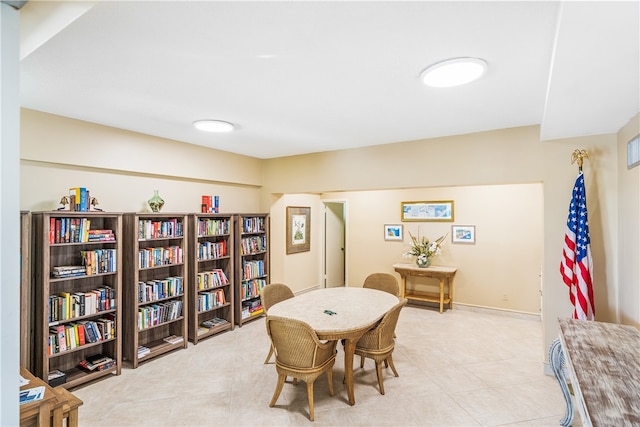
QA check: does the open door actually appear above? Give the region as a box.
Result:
[324,202,345,288]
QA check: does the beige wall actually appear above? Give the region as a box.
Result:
[20,109,263,213]
[320,184,543,314]
[262,125,622,361]
[617,113,640,327]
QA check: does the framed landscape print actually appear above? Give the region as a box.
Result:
[401,200,454,222]
[452,225,476,244]
[286,206,311,254]
[384,224,403,241]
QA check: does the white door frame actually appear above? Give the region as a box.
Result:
[322,199,348,288]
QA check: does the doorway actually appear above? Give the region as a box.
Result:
[324,201,346,288]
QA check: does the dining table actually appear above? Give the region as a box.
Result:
[267,286,400,406]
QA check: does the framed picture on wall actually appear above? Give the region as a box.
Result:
[401,200,454,222]
[452,225,475,244]
[384,224,403,241]
[286,206,311,254]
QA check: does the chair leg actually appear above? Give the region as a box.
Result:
[264,344,274,364]
[269,374,286,407]
[375,361,385,395]
[360,355,365,368]
[307,381,315,421]
[387,354,399,377]
[327,368,335,396]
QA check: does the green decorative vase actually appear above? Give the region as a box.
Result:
[148,190,165,212]
[416,257,431,268]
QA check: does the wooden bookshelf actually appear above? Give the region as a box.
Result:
[20,211,33,371]
[122,213,188,368]
[234,214,269,326]
[32,211,123,389]
[187,214,234,344]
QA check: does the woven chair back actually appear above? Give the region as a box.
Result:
[261,283,294,313]
[363,273,400,297]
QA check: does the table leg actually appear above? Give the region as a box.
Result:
[343,338,357,405]
[549,338,574,426]
[449,278,454,310]
[439,279,444,313]
[400,276,406,299]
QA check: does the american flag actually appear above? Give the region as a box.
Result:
[560,172,595,320]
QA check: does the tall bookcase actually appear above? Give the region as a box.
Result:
[187,214,234,344]
[20,211,33,371]
[122,213,188,368]
[32,211,123,388]
[234,214,270,326]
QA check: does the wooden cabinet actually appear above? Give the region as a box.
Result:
[32,211,122,388]
[122,213,188,368]
[234,214,269,326]
[187,214,234,344]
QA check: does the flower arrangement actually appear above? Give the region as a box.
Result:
[404,231,447,267]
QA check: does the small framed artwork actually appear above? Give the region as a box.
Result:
[384,224,403,241]
[452,225,476,244]
[401,200,454,222]
[286,206,311,254]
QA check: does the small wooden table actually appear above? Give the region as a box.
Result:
[550,318,640,426]
[393,263,457,313]
[19,368,61,427]
[268,287,399,406]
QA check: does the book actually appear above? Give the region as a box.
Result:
[79,354,115,371]
[19,386,45,405]
[163,335,184,345]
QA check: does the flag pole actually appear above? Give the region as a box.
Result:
[571,149,590,172]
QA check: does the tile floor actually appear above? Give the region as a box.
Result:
[72,304,579,426]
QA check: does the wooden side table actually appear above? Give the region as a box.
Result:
[51,386,83,427]
[19,368,61,427]
[393,263,457,313]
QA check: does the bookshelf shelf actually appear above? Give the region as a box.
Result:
[234,214,270,327]
[123,213,189,368]
[187,214,235,344]
[33,211,123,389]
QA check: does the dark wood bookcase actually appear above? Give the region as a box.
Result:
[187,214,234,344]
[32,211,123,388]
[122,213,188,368]
[234,214,270,326]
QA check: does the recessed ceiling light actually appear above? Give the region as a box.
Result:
[193,120,235,133]
[420,57,487,88]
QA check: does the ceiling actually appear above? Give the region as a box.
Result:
[19,1,640,159]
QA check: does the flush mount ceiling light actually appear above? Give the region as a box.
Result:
[193,120,235,133]
[420,57,487,88]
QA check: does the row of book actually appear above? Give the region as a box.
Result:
[137,219,184,240]
[197,240,227,260]
[81,249,117,275]
[198,288,227,312]
[196,269,229,290]
[138,246,183,269]
[241,216,265,234]
[137,276,184,303]
[78,354,116,372]
[49,286,115,322]
[68,187,91,212]
[240,235,267,255]
[197,217,228,236]
[49,218,115,244]
[242,260,266,281]
[201,195,219,214]
[241,299,263,319]
[137,300,183,330]
[240,278,266,301]
[48,316,115,355]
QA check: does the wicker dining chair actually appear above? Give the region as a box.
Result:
[363,273,400,297]
[266,316,337,422]
[260,283,295,364]
[355,298,407,395]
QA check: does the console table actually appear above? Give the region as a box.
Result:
[392,263,457,313]
[550,318,640,426]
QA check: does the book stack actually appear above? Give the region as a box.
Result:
[78,354,116,372]
[68,187,90,212]
[87,229,115,242]
[137,346,151,358]
[52,265,86,278]
[201,195,219,213]
[201,317,229,329]
[163,335,184,345]
[47,369,67,387]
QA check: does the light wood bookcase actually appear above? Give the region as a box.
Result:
[187,213,234,344]
[122,213,188,368]
[20,211,33,371]
[234,214,270,326]
[32,211,123,388]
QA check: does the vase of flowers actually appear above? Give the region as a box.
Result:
[404,231,447,268]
